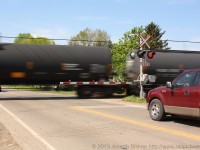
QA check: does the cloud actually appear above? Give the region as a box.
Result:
[32,27,68,38]
[31,27,69,45]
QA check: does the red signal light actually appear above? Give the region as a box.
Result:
[147,51,156,59]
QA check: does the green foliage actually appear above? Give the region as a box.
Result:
[69,28,111,47]
[5,85,76,95]
[14,33,32,44]
[112,22,170,81]
[112,26,143,81]
[123,95,146,103]
[144,22,170,50]
[14,33,55,45]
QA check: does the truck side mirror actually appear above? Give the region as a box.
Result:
[166,81,172,88]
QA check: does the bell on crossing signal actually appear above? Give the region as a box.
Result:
[137,50,146,58]
[147,51,156,59]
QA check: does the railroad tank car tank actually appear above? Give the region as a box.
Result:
[126,50,200,86]
[0,43,112,84]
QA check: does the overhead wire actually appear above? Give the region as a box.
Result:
[1,35,200,44]
[0,36,109,43]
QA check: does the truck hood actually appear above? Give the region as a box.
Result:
[149,86,166,93]
[147,86,167,102]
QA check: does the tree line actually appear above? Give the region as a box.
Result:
[13,22,170,81]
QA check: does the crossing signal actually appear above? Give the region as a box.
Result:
[130,50,156,59]
[147,51,156,59]
[137,50,146,58]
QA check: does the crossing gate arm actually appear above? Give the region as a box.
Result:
[60,81,133,85]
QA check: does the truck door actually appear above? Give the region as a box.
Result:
[189,71,200,118]
[166,71,195,116]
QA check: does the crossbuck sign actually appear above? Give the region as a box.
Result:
[139,34,151,49]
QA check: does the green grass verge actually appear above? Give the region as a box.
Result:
[123,95,146,103]
[5,85,38,89]
[3,85,76,95]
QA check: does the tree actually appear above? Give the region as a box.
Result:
[69,28,111,47]
[14,33,55,45]
[144,22,170,50]
[112,26,143,81]
[112,22,170,81]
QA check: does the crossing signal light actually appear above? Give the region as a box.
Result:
[147,51,156,59]
[130,52,136,59]
[137,50,146,58]
[130,50,156,59]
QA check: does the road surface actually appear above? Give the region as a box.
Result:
[0,88,200,150]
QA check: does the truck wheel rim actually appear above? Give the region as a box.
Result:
[151,104,160,117]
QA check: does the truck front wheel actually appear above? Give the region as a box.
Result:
[149,99,165,121]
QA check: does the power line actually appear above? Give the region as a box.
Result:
[1,35,200,44]
[164,40,200,44]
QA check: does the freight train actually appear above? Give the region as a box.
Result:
[0,43,131,98]
[126,49,200,94]
[0,43,111,84]
[1,43,200,98]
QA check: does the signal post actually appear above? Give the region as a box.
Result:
[138,34,153,98]
[129,34,156,98]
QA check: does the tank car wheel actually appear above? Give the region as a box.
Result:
[126,86,133,96]
[149,99,166,121]
[77,86,92,99]
[105,91,113,98]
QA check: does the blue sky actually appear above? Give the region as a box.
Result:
[1,0,200,50]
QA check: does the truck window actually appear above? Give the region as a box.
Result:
[192,71,200,86]
[174,72,195,88]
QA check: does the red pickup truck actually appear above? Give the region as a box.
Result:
[147,69,200,121]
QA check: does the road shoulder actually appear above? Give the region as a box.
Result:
[0,122,22,150]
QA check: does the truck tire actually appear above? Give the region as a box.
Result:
[149,99,166,121]
[77,86,92,99]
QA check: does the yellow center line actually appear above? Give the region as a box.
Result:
[71,106,200,141]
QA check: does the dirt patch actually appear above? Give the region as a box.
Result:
[0,122,22,150]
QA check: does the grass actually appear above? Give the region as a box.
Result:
[3,85,76,95]
[5,85,38,90]
[123,95,146,103]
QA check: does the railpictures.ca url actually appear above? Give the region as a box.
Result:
[91,144,200,150]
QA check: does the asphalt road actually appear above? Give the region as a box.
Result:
[0,88,200,150]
